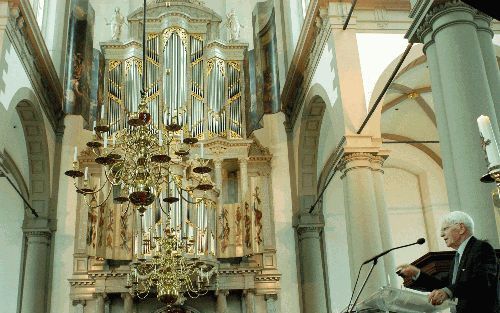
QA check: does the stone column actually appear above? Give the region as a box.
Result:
[340,152,387,299]
[265,294,279,313]
[421,29,461,213]
[216,289,229,313]
[21,230,51,313]
[0,1,10,53]
[72,300,85,313]
[244,290,255,313]
[95,293,106,313]
[296,214,327,313]
[371,155,398,287]
[417,2,499,245]
[239,157,248,201]
[474,13,500,124]
[122,293,134,313]
[214,158,223,191]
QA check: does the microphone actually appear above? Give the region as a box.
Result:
[362,238,425,265]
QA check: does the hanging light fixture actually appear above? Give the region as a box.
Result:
[65,0,218,306]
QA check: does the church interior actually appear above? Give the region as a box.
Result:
[0,0,498,312]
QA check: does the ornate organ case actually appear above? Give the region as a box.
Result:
[70,1,280,310]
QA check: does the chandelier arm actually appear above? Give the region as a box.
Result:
[81,193,104,209]
[104,163,123,186]
[174,187,203,204]
[120,201,132,216]
[81,183,113,208]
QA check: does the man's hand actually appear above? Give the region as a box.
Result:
[396,264,419,279]
[428,289,449,305]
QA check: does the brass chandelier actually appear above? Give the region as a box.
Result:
[65,0,218,305]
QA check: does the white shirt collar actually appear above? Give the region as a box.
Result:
[456,235,472,257]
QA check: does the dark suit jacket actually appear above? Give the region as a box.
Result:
[412,236,499,313]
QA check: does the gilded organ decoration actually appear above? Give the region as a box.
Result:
[71,2,280,307]
[253,186,263,246]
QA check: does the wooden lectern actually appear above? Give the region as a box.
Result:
[403,250,500,289]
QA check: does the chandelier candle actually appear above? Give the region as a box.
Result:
[477,115,500,169]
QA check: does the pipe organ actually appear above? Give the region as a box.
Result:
[103,31,246,142]
[71,2,280,310]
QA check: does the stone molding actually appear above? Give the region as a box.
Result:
[71,263,280,296]
[296,225,323,239]
[72,299,86,306]
[5,0,63,130]
[337,152,391,179]
[265,293,278,301]
[410,0,494,53]
[24,229,51,239]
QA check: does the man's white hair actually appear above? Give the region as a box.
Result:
[441,211,474,234]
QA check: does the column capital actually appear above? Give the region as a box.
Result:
[72,299,86,306]
[407,0,477,45]
[338,150,389,177]
[238,157,249,165]
[265,293,278,301]
[121,292,133,300]
[93,292,108,300]
[473,12,494,36]
[216,289,229,296]
[213,158,224,167]
[243,289,255,296]
[295,213,324,239]
[23,229,51,240]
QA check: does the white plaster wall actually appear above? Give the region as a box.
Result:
[50,116,90,313]
[0,35,57,210]
[310,39,338,113]
[280,0,303,66]
[356,33,409,109]
[0,104,31,184]
[42,0,67,78]
[254,113,301,313]
[383,143,449,252]
[384,167,429,267]
[0,176,25,313]
[0,37,31,111]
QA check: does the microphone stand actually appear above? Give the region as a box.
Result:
[347,240,424,312]
[347,258,378,313]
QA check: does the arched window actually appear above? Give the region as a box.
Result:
[301,0,309,17]
[30,0,46,27]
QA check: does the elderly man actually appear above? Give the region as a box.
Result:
[397,211,498,313]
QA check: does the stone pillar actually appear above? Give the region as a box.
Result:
[214,158,223,191]
[371,155,398,287]
[417,2,499,245]
[216,289,229,313]
[122,293,134,313]
[72,300,86,313]
[474,13,500,124]
[0,1,10,53]
[340,152,387,299]
[239,157,248,201]
[21,230,51,313]
[265,294,279,313]
[95,293,106,313]
[296,214,327,313]
[244,289,255,313]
